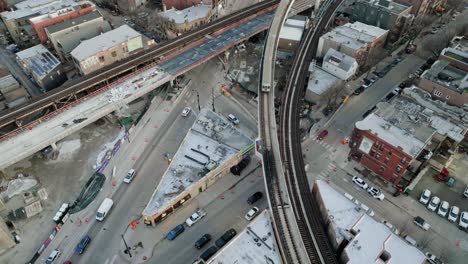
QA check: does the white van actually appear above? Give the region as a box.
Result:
[96,198,113,221]
[227,114,239,125]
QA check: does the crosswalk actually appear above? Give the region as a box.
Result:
[317,163,337,179]
[312,138,335,152]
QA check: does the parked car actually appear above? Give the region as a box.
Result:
[437,201,449,217]
[227,114,239,125]
[194,234,211,249]
[464,186,468,198]
[46,249,61,264]
[382,220,400,235]
[353,86,365,95]
[245,207,259,221]
[425,252,443,264]
[166,224,185,240]
[352,176,368,189]
[448,206,459,222]
[413,216,431,230]
[186,209,207,227]
[367,187,384,200]
[459,212,468,230]
[123,169,136,184]
[427,196,440,211]
[419,189,431,205]
[215,229,237,248]
[317,130,328,141]
[200,246,218,261]
[181,107,191,117]
[247,192,263,205]
[75,235,91,255]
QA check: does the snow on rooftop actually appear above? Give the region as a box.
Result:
[16,44,61,78]
[207,210,281,264]
[322,22,388,51]
[356,113,425,158]
[142,109,253,216]
[279,18,306,42]
[160,4,211,24]
[1,0,78,21]
[324,48,357,72]
[307,67,340,95]
[315,180,426,264]
[71,25,141,61]
[430,115,465,142]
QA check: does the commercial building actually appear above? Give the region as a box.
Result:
[278,16,307,51]
[29,1,95,43]
[45,11,111,61]
[322,48,359,81]
[0,69,29,110]
[417,60,468,108]
[348,92,466,185]
[159,4,212,33]
[16,44,66,91]
[317,22,388,66]
[205,210,281,264]
[312,180,427,263]
[142,109,253,226]
[350,0,413,43]
[0,0,90,47]
[71,25,143,75]
[439,47,468,72]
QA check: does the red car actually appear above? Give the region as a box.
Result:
[317,130,328,141]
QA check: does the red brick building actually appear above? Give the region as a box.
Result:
[29,1,95,43]
[349,113,425,185]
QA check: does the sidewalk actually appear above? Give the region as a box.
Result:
[119,159,263,263]
[37,88,188,263]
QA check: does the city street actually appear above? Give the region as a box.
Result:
[45,60,260,264]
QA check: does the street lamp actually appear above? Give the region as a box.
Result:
[211,87,216,112]
[121,234,132,258]
[192,89,201,111]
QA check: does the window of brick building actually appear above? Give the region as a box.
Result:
[99,56,105,62]
[379,166,385,172]
[388,150,392,156]
[396,166,402,173]
[376,153,381,160]
[111,51,117,57]
[370,150,375,157]
[434,90,442,97]
[379,144,385,151]
[384,157,389,164]
[401,158,406,164]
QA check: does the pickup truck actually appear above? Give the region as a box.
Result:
[413,216,431,231]
[186,209,207,227]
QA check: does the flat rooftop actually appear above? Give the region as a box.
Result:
[45,10,103,34]
[71,25,141,61]
[314,180,426,264]
[16,44,61,78]
[450,35,468,52]
[324,48,357,72]
[307,66,340,95]
[1,0,79,21]
[142,108,253,217]
[279,17,306,41]
[160,4,211,24]
[207,210,281,264]
[321,22,388,51]
[441,47,468,64]
[421,60,468,94]
[356,113,426,158]
[361,0,411,15]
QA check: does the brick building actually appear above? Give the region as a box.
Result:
[29,1,95,43]
[317,22,388,67]
[162,0,212,10]
[349,96,465,185]
[159,4,212,33]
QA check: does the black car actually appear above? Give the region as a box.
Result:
[215,228,237,248]
[353,86,365,95]
[247,192,263,204]
[200,246,218,261]
[195,234,211,249]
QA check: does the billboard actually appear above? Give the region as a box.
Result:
[127,36,143,53]
[358,136,374,154]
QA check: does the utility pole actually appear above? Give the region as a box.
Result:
[197,91,201,111]
[121,234,132,258]
[211,87,216,112]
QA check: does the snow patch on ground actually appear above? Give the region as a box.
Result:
[94,130,126,168]
[47,139,82,163]
[2,177,38,198]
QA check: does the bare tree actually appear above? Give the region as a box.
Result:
[321,81,345,111]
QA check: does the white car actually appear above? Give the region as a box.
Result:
[227,114,239,125]
[46,249,61,264]
[419,189,431,205]
[437,201,449,217]
[123,169,136,183]
[459,212,468,230]
[367,187,385,200]
[245,207,259,221]
[448,206,459,222]
[425,252,442,264]
[352,176,368,189]
[186,209,206,227]
[427,196,440,211]
[181,107,191,117]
